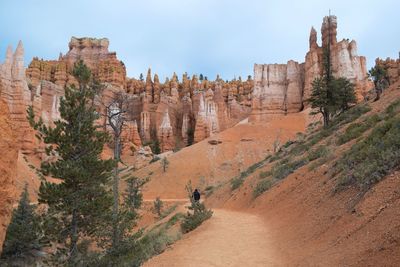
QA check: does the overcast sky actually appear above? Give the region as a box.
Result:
[0,0,399,80]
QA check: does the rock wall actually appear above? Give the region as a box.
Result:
[27,37,126,89]
[0,96,19,254]
[23,38,253,154]
[250,61,304,121]
[0,42,36,153]
[375,57,400,85]
[251,15,371,121]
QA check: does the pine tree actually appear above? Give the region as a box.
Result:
[152,197,163,218]
[368,64,389,101]
[199,74,204,81]
[161,157,169,172]
[1,185,42,263]
[139,73,144,81]
[308,47,356,126]
[27,60,114,264]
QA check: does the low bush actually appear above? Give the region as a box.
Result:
[271,157,309,180]
[307,145,329,161]
[385,99,400,116]
[259,170,272,179]
[253,179,273,198]
[307,104,371,147]
[180,202,213,234]
[181,181,213,233]
[231,176,244,190]
[337,114,382,145]
[231,156,270,190]
[160,204,177,219]
[334,116,400,190]
[308,152,333,171]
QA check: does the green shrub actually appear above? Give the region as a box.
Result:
[271,157,309,180]
[160,204,178,219]
[181,181,213,233]
[152,197,163,218]
[231,176,244,190]
[165,213,184,229]
[331,104,371,127]
[259,170,272,179]
[282,140,294,149]
[307,145,329,161]
[180,203,213,234]
[308,153,333,171]
[385,99,400,116]
[307,104,371,147]
[337,114,382,145]
[231,157,270,190]
[253,179,273,198]
[149,157,160,163]
[334,116,400,190]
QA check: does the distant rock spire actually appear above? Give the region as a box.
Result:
[309,27,318,49]
[12,41,25,81]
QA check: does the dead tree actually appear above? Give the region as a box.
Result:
[103,91,134,248]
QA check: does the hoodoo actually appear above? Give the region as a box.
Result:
[251,15,372,121]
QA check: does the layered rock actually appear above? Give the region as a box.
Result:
[252,15,371,121]
[0,98,18,254]
[304,15,371,102]
[251,61,303,121]
[0,42,36,153]
[27,37,126,88]
[23,37,253,153]
[158,110,175,152]
[375,57,400,85]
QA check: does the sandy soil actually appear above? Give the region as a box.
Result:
[134,113,306,200]
[144,209,281,267]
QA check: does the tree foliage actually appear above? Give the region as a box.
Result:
[368,64,389,101]
[308,48,357,126]
[1,185,42,263]
[27,60,114,264]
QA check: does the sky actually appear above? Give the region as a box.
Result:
[0,0,399,81]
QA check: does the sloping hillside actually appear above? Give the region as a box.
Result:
[145,82,400,266]
[133,113,306,200]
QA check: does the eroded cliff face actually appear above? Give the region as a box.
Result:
[375,57,400,85]
[251,15,372,121]
[23,37,253,154]
[0,94,19,253]
[27,37,126,89]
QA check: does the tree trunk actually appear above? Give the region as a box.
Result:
[112,134,121,248]
[69,209,78,263]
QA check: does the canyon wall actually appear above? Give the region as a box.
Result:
[251,15,372,121]
[24,37,253,154]
[375,57,400,85]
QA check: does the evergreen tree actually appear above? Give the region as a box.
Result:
[368,64,389,101]
[161,157,169,172]
[308,47,356,127]
[27,60,114,264]
[332,77,357,111]
[139,73,144,81]
[152,197,163,218]
[199,74,204,81]
[97,175,147,265]
[1,185,42,263]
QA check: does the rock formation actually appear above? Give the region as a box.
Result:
[251,15,371,121]
[375,57,400,85]
[158,110,175,152]
[26,37,126,89]
[0,42,36,153]
[251,61,304,121]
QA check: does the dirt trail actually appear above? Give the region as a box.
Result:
[144,209,280,267]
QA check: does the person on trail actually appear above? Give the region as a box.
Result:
[192,189,201,203]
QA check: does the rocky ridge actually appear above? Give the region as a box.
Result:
[251,15,372,121]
